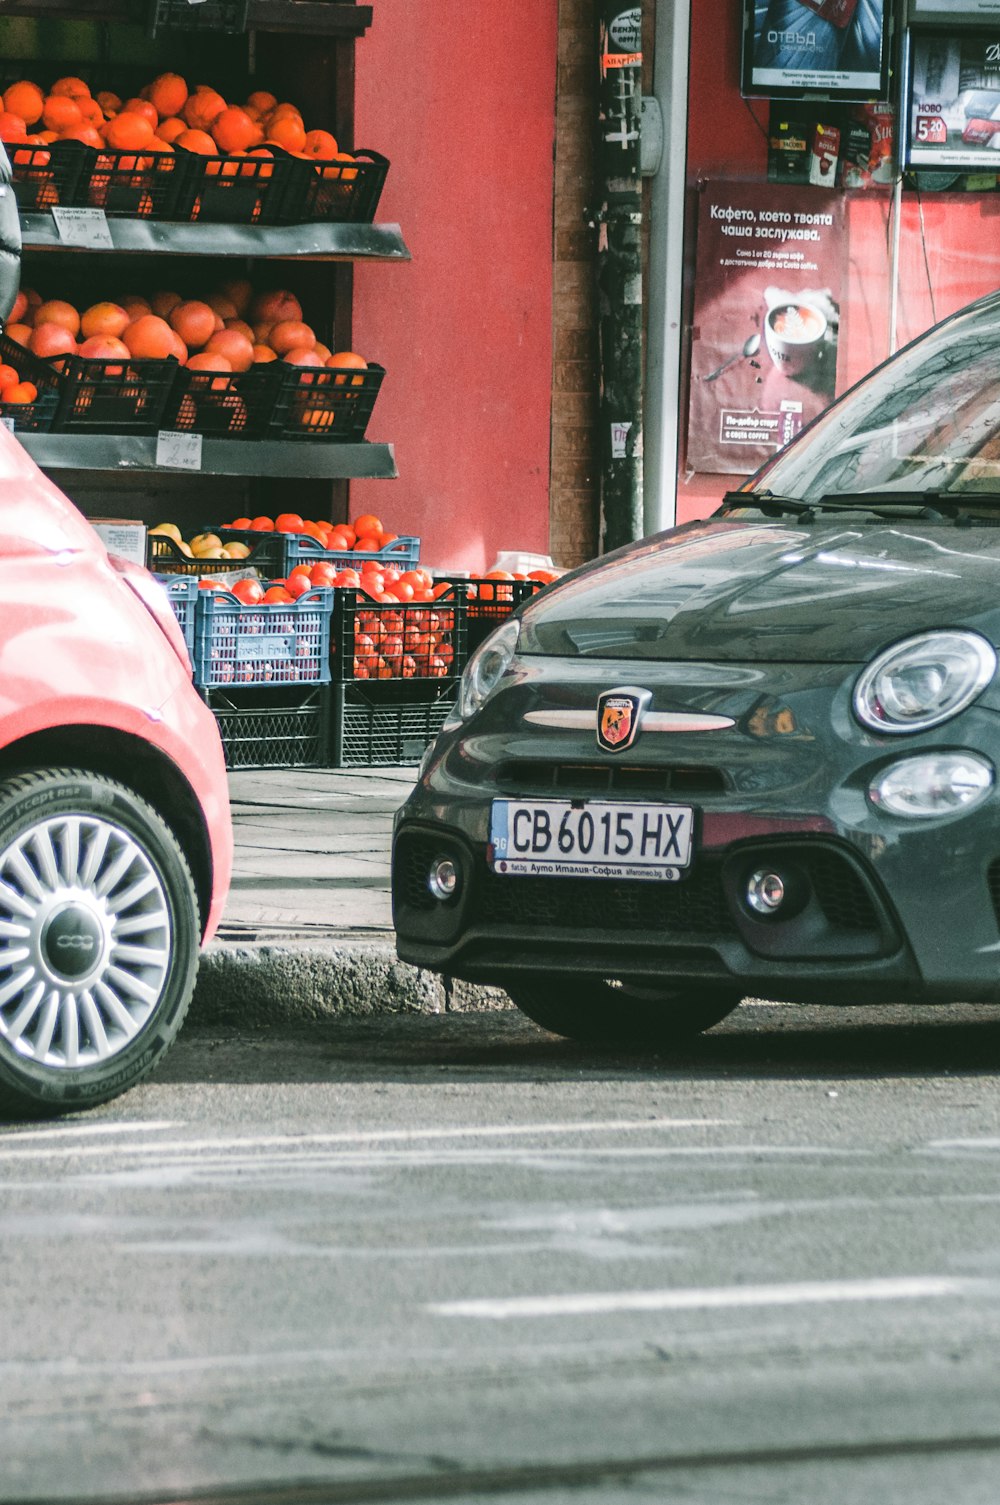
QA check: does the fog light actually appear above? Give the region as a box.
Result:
[428,857,459,901]
[747,869,785,914]
[869,752,993,818]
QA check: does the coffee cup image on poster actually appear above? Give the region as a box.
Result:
[743,0,889,99]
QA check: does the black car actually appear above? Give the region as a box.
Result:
[392,290,1000,1046]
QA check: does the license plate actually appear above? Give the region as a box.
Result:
[489,799,694,882]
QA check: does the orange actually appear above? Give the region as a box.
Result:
[77,334,130,361]
[303,129,338,159]
[175,128,217,155]
[204,328,254,372]
[30,323,76,359]
[60,124,104,148]
[325,150,358,183]
[269,318,315,355]
[3,381,37,404]
[266,114,306,153]
[122,295,153,319]
[353,514,383,539]
[219,277,253,316]
[96,90,122,115]
[122,97,159,130]
[104,111,154,151]
[283,348,324,366]
[187,351,232,372]
[5,324,32,348]
[183,87,227,131]
[328,350,368,386]
[251,343,277,363]
[157,116,187,144]
[41,95,82,134]
[148,73,188,121]
[123,314,176,360]
[0,112,27,144]
[224,317,255,343]
[35,299,80,336]
[151,289,183,319]
[80,301,129,339]
[170,299,216,350]
[244,145,274,178]
[211,105,258,154]
[250,288,302,325]
[50,76,91,100]
[3,81,44,127]
[246,89,277,116]
[8,292,27,324]
[0,364,19,391]
[78,97,106,124]
[205,293,238,321]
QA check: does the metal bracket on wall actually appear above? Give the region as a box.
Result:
[640,96,663,177]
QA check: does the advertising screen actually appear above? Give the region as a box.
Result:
[742,0,890,99]
[905,29,1000,169]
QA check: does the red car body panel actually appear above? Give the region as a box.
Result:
[0,429,232,940]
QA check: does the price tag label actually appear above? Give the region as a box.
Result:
[1,416,16,433]
[50,207,114,250]
[156,430,203,471]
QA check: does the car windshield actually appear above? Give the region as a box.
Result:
[745,293,1000,506]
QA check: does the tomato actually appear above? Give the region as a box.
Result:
[231,578,264,604]
[262,585,294,603]
[275,512,305,534]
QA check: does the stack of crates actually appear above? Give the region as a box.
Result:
[192,582,335,770]
[329,584,467,766]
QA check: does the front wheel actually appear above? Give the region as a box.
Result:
[506,975,741,1049]
[0,767,201,1117]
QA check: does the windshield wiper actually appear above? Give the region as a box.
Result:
[721,489,1000,522]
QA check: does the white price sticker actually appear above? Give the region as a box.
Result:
[50,207,114,249]
[156,430,203,471]
[1,416,16,433]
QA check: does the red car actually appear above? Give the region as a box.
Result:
[0,430,232,1115]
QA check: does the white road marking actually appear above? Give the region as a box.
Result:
[0,1118,732,1163]
[430,1275,986,1320]
[0,1121,179,1144]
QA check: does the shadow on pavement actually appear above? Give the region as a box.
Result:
[156,1003,1000,1087]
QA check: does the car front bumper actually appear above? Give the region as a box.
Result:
[392,656,1000,1005]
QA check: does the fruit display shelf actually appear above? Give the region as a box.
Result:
[18,214,409,262]
[16,432,397,478]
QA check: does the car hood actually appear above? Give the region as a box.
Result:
[519,518,1000,663]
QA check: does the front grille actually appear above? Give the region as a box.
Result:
[395,835,446,912]
[804,849,880,931]
[495,761,727,798]
[473,864,737,936]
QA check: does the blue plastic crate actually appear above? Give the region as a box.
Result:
[193,583,333,690]
[156,574,200,661]
[214,528,420,575]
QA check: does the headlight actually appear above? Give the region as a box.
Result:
[457,618,520,721]
[869,752,993,818]
[853,631,996,734]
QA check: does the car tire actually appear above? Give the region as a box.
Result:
[506,976,741,1049]
[0,767,201,1117]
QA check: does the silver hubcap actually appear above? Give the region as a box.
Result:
[0,814,171,1070]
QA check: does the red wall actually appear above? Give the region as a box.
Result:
[679,0,1000,527]
[351,3,556,575]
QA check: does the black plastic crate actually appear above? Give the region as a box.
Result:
[84,145,191,220]
[146,531,279,576]
[265,361,385,442]
[332,583,466,684]
[442,576,544,653]
[276,149,389,225]
[172,144,298,226]
[331,680,458,767]
[164,363,278,438]
[52,353,181,435]
[9,139,88,211]
[0,327,64,432]
[149,0,248,33]
[204,684,329,770]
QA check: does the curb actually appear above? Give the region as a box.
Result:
[190,939,512,1026]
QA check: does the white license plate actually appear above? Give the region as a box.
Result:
[489,799,694,882]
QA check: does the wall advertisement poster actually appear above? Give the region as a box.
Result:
[687,182,846,476]
[742,0,890,100]
[904,29,1000,169]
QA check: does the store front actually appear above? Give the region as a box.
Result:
[648,0,1000,531]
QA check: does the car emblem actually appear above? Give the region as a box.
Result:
[596,686,651,752]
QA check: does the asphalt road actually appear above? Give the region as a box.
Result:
[4,1002,1000,1505]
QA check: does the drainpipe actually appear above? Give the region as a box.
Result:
[594,2,644,553]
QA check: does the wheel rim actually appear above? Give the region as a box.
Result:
[0,814,172,1070]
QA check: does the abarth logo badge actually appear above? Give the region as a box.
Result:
[597,686,651,752]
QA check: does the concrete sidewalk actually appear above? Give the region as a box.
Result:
[190,767,506,1023]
